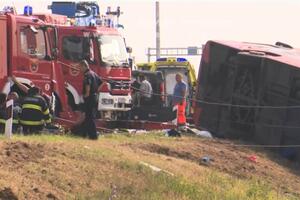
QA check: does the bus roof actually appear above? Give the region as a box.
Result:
[209,40,300,68]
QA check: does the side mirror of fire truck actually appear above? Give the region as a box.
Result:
[51,27,59,59]
[28,25,38,34]
[128,58,133,70]
[23,25,38,34]
[51,48,59,59]
[126,47,132,54]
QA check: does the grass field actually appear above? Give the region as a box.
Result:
[0,133,299,200]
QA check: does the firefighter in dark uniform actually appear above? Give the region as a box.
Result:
[0,93,7,133]
[20,87,51,134]
[79,60,101,140]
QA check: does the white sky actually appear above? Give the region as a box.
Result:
[1,0,300,73]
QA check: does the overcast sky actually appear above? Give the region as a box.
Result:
[1,0,300,73]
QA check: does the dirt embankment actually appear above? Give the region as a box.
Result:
[0,141,61,200]
[133,138,300,195]
[2,142,44,167]
[0,136,299,199]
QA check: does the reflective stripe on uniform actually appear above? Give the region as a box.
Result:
[44,118,51,123]
[22,104,42,112]
[13,119,19,124]
[43,108,50,115]
[19,120,43,126]
[0,119,5,124]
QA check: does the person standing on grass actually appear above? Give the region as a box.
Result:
[79,60,102,140]
[172,73,187,128]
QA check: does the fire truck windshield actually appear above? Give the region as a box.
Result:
[98,35,128,66]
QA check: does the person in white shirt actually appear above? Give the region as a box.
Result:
[139,75,152,105]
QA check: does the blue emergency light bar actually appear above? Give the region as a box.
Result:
[176,58,187,62]
[156,57,188,62]
[24,5,32,16]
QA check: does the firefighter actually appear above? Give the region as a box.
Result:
[20,87,51,134]
[172,73,187,128]
[0,93,7,133]
[7,92,21,132]
[79,60,102,140]
[11,76,51,106]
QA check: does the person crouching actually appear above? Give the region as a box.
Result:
[20,87,51,134]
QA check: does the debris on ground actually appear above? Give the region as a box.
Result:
[165,129,181,137]
[247,155,258,163]
[139,161,174,176]
[200,156,213,166]
[187,128,213,138]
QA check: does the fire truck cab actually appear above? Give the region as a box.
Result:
[43,2,132,119]
[1,8,55,100]
[56,25,132,118]
[0,6,73,120]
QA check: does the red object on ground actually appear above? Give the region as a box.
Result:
[248,155,258,163]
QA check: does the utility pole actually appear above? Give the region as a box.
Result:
[155,1,160,60]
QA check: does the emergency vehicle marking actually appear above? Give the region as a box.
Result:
[30,63,38,72]
[45,83,50,91]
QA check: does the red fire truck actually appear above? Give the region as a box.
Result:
[57,25,131,119]
[0,5,175,131]
[37,2,132,120]
[0,6,75,119]
[0,8,50,93]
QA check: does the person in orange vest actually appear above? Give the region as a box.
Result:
[172,73,187,128]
